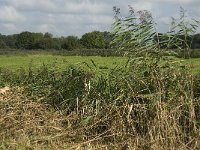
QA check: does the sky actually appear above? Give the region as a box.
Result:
[0,0,199,37]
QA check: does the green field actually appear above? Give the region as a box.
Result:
[0,54,127,71]
[183,58,200,73]
[0,54,200,73]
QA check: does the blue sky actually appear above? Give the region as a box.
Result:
[0,0,199,37]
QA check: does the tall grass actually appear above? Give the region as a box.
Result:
[1,60,200,149]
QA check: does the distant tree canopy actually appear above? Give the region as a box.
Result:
[0,40,7,49]
[80,31,106,49]
[0,30,200,52]
[0,31,112,50]
[0,34,7,49]
[192,34,200,49]
[16,31,34,49]
[61,36,80,50]
[103,31,112,49]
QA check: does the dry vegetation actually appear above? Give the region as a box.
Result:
[0,87,73,149]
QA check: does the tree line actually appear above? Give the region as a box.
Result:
[0,30,200,51]
[0,31,112,50]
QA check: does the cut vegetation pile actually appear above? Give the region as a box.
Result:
[0,87,76,149]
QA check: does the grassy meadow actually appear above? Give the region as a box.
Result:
[0,54,126,71]
[0,53,200,73]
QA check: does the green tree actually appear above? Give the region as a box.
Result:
[103,31,112,49]
[31,32,61,50]
[31,32,44,49]
[5,34,18,49]
[80,31,105,49]
[0,34,7,49]
[0,40,7,49]
[192,34,200,49]
[44,32,53,38]
[61,36,80,50]
[53,38,62,50]
[16,31,34,49]
[34,38,54,49]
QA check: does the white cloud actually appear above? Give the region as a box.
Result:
[5,0,57,12]
[130,2,153,11]
[0,6,25,22]
[141,0,199,5]
[1,23,16,30]
[0,0,199,36]
[38,23,55,33]
[0,23,17,35]
[63,1,111,14]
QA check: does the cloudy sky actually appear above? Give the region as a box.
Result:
[0,0,199,37]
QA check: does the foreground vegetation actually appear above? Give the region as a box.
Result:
[1,7,200,149]
[1,59,200,149]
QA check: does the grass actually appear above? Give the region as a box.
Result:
[0,54,126,71]
[183,58,200,73]
[0,53,200,73]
